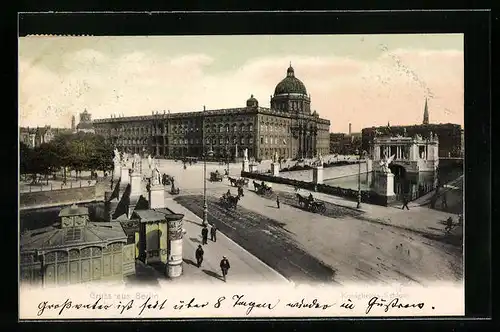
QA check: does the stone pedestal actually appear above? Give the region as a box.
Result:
[148,184,165,209]
[271,163,280,176]
[249,163,257,173]
[120,167,130,185]
[242,159,249,172]
[129,171,142,197]
[312,166,324,184]
[374,171,396,197]
[167,217,184,278]
[113,165,121,180]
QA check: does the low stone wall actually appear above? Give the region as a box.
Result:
[279,162,372,182]
[20,186,98,209]
[241,170,390,206]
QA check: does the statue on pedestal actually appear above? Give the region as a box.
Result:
[318,152,324,166]
[379,154,395,174]
[152,166,161,186]
[147,154,152,169]
[121,152,130,167]
[243,148,248,161]
[113,148,121,169]
[273,151,279,164]
[132,153,141,172]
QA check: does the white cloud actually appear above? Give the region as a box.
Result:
[19,47,463,132]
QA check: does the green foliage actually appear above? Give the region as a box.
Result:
[19,132,114,175]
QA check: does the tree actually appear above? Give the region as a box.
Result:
[32,143,63,184]
[20,142,33,175]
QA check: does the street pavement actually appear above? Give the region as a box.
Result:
[140,159,463,286]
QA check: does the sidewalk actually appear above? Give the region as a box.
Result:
[162,197,290,285]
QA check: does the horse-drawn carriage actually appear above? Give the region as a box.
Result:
[253,181,273,196]
[170,186,180,195]
[162,173,173,186]
[210,171,223,182]
[219,193,241,209]
[296,193,326,213]
[228,176,249,187]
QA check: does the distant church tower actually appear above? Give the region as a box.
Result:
[71,115,76,130]
[423,98,429,125]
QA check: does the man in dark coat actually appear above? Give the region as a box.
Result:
[220,256,230,282]
[210,225,217,242]
[442,192,448,209]
[276,195,280,209]
[401,195,410,210]
[201,225,208,245]
[195,245,204,268]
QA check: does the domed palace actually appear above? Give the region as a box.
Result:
[93,64,330,161]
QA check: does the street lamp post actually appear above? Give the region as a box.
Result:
[202,106,213,227]
[356,149,367,209]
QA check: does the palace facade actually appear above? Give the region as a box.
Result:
[93,65,330,160]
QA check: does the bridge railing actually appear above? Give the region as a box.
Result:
[241,171,391,206]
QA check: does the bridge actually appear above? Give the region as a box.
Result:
[439,157,463,161]
[371,133,439,174]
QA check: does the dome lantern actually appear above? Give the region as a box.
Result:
[274,65,308,96]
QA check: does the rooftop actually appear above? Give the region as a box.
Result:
[93,106,330,125]
[58,204,89,217]
[20,221,127,252]
[132,208,184,223]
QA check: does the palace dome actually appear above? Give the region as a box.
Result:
[274,65,308,96]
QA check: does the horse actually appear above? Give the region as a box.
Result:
[220,193,241,209]
[296,193,309,207]
[228,177,238,187]
[296,193,326,213]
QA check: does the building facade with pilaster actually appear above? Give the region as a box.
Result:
[92,65,330,161]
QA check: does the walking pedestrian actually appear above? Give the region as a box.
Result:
[276,195,280,209]
[210,225,217,242]
[220,256,230,282]
[195,245,204,268]
[442,192,448,209]
[445,216,453,233]
[401,195,409,210]
[201,225,208,245]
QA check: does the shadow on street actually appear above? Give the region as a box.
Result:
[183,258,198,267]
[202,269,224,281]
[189,237,202,244]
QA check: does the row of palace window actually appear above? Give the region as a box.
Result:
[273,100,306,111]
[172,137,255,145]
[260,123,289,133]
[260,136,288,145]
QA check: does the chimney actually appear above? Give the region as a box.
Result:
[348,123,352,135]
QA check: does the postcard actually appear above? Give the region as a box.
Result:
[19,32,464,319]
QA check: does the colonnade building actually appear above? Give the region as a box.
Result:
[93,65,330,161]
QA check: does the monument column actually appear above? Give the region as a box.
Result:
[130,170,142,197]
[149,170,165,209]
[313,164,323,185]
[120,166,130,185]
[167,216,184,278]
